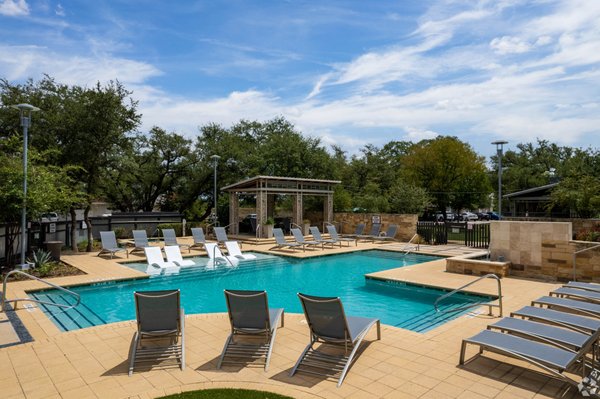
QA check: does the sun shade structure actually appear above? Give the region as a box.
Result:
[222,176,340,237]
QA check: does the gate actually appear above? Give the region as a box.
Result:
[417,221,490,248]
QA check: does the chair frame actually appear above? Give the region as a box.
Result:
[130,230,151,255]
[270,228,303,252]
[128,290,185,376]
[98,231,128,259]
[217,290,284,371]
[162,228,191,253]
[190,227,208,251]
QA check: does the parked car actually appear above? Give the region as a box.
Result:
[460,212,479,221]
[476,212,490,221]
[487,211,501,220]
[40,212,59,222]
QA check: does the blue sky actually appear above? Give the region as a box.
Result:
[1,0,599,158]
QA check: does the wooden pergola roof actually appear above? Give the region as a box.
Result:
[222,175,340,195]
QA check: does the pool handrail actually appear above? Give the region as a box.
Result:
[434,273,503,317]
[1,270,81,312]
[401,234,420,255]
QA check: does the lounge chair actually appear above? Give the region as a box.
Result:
[343,223,365,238]
[326,225,356,247]
[291,228,323,250]
[372,224,398,242]
[512,305,600,335]
[128,289,185,375]
[565,281,600,293]
[98,231,128,259]
[270,228,303,252]
[224,241,256,260]
[551,287,600,303]
[164,245,195,267]
[204,243,239,268]
[162,228,191,253]
[190,227,208,251]
[460,329,595,391]
[217,290,284,371]
[214,227,238,248]
[357,223,382,240]
[290,293,381,387]
[532,296,600,318]
[309,226,339,248]
[130,230,151,255]
[143,246,180,275]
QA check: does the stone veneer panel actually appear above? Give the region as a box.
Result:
[333,212,417,241]
[446,258,510,278]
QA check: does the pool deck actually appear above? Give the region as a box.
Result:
[0,237,583,398]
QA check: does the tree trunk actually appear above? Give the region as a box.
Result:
[84,205,93,252]
[70,207,78,252]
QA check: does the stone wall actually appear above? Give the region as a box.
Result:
[503,217,599,239]
[446,258,510,278]
[333,212,418,241]
[490,221,572,278]
[542,240,600,282]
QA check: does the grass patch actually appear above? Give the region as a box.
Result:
[158,388,294,399]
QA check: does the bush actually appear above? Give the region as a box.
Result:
[113,227,127,239]
[28,249,52,268]
[576,226,600,242]
[77,239,101,252]
[157,223,183,236]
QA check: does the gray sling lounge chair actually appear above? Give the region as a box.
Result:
[98,231,128,259]
[326,225,356,247]
[290,293,381,387]
[190,227,208,251]
[128,290,185,375]
[372,224,398,242]
[270,228,303,252]
[309,226,338,248]
[512,306,600,335]
[551,287,600,303]
[217,290,284,371]
[357,223,381,240]
[291,228,323,250]
[460,329,594,390]
[130,230,151,255]
[214,227,233,248]
[343,223,365,238]
[565,281,600,293]
[162,228,190,253]
[532,296,600,318]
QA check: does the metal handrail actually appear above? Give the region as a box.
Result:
[1,270,81,312]
[572,243,600,281]
[401,234,420,255]
[434,273,503,317]
[212,245,236,268]
[255,223,262,240]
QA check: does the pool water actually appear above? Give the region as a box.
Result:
[31,250,490,333]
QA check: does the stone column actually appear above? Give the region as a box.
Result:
[324,193,334,224]
[292,193,303,227]
[256,190,268,237]
[228,193,239,235]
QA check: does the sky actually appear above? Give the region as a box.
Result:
[1,0,599,159]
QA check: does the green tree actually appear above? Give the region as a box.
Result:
[402,136,491,213]
[388,180,431,214]
[550,175,600,218]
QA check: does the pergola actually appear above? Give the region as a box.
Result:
[222,176,340,236]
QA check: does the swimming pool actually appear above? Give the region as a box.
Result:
[30,250,491,333]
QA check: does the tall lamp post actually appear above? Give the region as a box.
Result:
[12,104,40,267]
[211,155,221,226]
[492,140,508,217]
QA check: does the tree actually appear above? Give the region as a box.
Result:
[388,180,431,214]
[550,175,600,218]
[402,136,491,213]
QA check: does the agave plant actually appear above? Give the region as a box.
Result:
[27,249,53,269]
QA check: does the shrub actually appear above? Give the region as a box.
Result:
[113,227,127,239]
[576,227,600,242]
[157,223,183,236]
[77,239,101,252]
[28,249,52,268]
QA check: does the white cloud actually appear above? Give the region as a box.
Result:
[490,36,531,54]
[55,3,64,17]
[0,0,29,16]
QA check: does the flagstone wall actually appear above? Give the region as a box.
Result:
[333,213,418,241]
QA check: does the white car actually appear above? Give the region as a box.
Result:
[460,212,479,221]
[40,212,59,222]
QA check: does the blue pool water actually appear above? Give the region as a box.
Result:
[30,250,490,333]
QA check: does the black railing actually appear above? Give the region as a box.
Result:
[417,221,490,248]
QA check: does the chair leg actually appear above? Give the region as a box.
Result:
[265,328,278,371]
[128,332,140,376]
[217,334,234,369]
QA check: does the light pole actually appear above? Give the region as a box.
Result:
[492,140,508,217]
[12,104,40,267]
[211,154,221,226]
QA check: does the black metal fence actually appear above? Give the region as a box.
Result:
[417,221,490,248]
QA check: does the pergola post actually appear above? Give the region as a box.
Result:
[293,193,303,227]
[256,189,267,237]
[228,193,239,235]
[324,192,334,224]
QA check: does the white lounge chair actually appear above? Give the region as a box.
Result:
[164,245,195,267]
[143,246,180,275]
[205,243,239,268]
[225,241,256,260]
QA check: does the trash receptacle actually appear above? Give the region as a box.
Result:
[44,241,63,261]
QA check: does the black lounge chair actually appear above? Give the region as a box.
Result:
[270,228,303,252]
[190,227,208,251]
[290,293,381,387]
[460,329,593,389]
[98,231,128,259]
[217,290,284,371]
[512,305,600,335]
[128,290,185,375]
[130,230,151,255]
[291,228,323,250]
[309,226,338,248]
[372,224,398,242]
[326,225,356,247]
[162,228,190,253]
